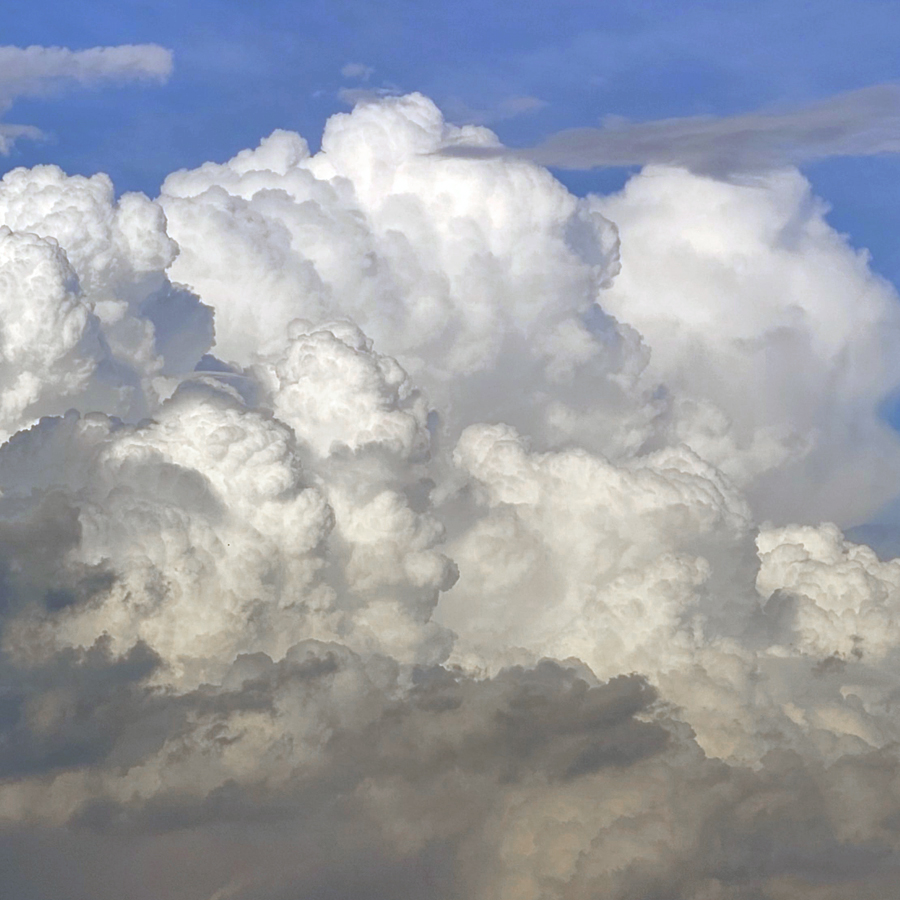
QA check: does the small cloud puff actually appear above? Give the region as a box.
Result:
[340,61,374,81]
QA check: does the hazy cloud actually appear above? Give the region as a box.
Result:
[0,44,174,153]
[443,83,900,175]
[443,93,549,125]
[337,84,402,106]
[3,92,900,898]
[340,62,374,81]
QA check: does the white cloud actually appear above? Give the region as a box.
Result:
[0,43,173,153]
[340,61,374,81]
[159,93,900,525]
[593,164,900,524]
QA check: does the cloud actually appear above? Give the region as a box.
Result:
[0,164,202,440]
[0,124,42,155]
[3,92,900,898]
[337,84,403,106]
[443,83,900,175]
[340,62,374,81]
[591,164,900,524]
[0,44,174,153]
[159,93,900,525]
[442,93,549,126]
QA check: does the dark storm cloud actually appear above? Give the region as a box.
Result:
[5,649,900,900]
[64,655,668,835]
[0,637,162,778]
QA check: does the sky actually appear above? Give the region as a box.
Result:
[8,4,900,899]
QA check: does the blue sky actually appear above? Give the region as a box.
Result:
[4,0,900,283]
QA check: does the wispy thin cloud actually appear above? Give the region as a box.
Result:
[340,62,374,82]
[442,93,548,126]
[0,44,174,154]
[0,123,42,155]
[338,84,402,106]
[442,84,900,175]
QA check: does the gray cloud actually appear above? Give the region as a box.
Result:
[5,646,900,900]
[0,44,173,109]
[442,84,900,175]
[337,84,403,106]
[0,637,163,780]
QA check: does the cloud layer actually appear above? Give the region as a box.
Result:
[2,92,900,898]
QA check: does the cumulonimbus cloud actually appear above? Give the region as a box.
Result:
[3,92,900,898]
[443,83,900,175]
[0,43,173,153]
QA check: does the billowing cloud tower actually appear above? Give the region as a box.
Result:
[3,93,900,899]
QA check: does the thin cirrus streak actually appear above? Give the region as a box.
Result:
[1,91,900,899]
[441,83,900,177]
[0,43,173,153]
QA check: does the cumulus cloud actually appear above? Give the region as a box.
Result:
[0,44,173,153]
[0,164,207,440]
[158,93,900,524]
[3,91,900,898]
[593,165,900,523]
[443,83,900,176]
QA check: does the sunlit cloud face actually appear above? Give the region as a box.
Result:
[3,88,900,899]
